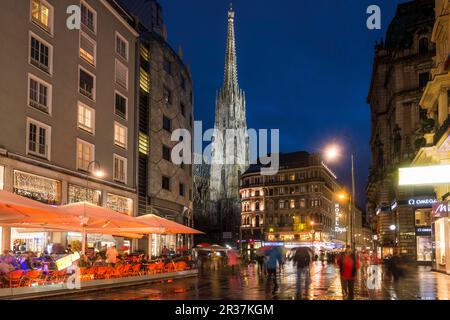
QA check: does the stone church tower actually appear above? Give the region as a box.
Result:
[209,5,249,242]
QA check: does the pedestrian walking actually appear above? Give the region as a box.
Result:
[319,251,326,266]
[266,247,283,292]
[293,247,311,298]
[210,250,220,271]
[336,245,360,300]
[227,249,239,273]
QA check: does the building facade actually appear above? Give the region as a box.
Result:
[239,152,346,258]
[0,0,138,252]
[118,0,195,256]
[366,0,436,262]
[410,0,450,274]
[208,5,249,244]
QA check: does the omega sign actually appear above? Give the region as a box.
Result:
[408,198,437,207]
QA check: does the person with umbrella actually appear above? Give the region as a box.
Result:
[265,246,283,292]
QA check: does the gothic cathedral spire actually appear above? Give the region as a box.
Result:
[209,5,249,242]
[224,4,238,95]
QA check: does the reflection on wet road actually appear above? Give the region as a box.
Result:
[49,262,450,300]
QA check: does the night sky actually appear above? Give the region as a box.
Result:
[157,0,405,207]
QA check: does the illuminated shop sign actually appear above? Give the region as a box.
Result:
[408,198,437,206]
[432,202,449,218]
[391,198,437,209]
[415,227,432,234]
[399,165,450,186]
[56,252,80,271]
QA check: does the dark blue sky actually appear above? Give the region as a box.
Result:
[159,0,405,207]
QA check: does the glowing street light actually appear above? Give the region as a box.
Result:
[389,225,396,231]
[325,144,340,161]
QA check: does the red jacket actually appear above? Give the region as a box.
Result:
[337,253,360,280]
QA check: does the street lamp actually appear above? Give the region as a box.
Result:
[325,140,356,251]
[81,160,104,254]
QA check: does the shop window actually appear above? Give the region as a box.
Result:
[68,184,101,205]
[13,170,61,205]
[106,193,132,215]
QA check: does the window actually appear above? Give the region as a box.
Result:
[163,87,172,104]
[106,193,132,215]
[162,176,170,191]
[419,38,429,54]
[179,183,185,197]
[290,199,295,209]
[80,32,96,66]
[77,139,94,171]
[79,67,95,100]
[28,74,51,114]
[279,200,285,209]
[27,118,50,159]
[163,57,171,74]
[140,68,150,93]
[68,184,101,206]
[81,2,96,33]
[113,154,127,183]
[162,145,171,161]
[30,33,51,74]
[115,60,128,89]
[300,199,306,208]
[180,103,186,117]
[116,32,128,61]
[115,92,127,119]
[31,0,53,33]
[78,102,94,133]
[138,132,149,155]
[163,115,171,132]
[114,122,127,149]
[419,72,429,89]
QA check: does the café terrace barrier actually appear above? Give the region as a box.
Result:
[0,260,196,298]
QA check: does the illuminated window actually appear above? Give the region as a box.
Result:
[80,32,96,66]
[77,139,94,172]
[78,102,94,133]
[289,174,295,181]
[114,122,127,149]
[106,193,132,215]
[140,68,150,93]
[31,0,52,33]
[140,44,149,61]
[138,132,149,155]
[290,200,295,209]
[113,154,127,183]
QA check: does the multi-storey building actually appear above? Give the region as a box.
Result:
[117,0,195,256]
[410,0,450,274]
[0,0,138,252]
[366,0,436,262]
[239,151,345,258]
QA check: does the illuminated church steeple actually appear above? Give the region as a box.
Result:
[209,4,248,212]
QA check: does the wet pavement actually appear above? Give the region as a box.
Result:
[48,262,450,300]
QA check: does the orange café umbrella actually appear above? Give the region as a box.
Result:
[59,202,149,253]
[133,214,204,235]
[0,190,76,225]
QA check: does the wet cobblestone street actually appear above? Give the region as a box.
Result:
[51,262,450,300]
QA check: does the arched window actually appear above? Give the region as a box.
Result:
[255,215,260,227]
[255,201,260,211]
[419,37,428,54]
